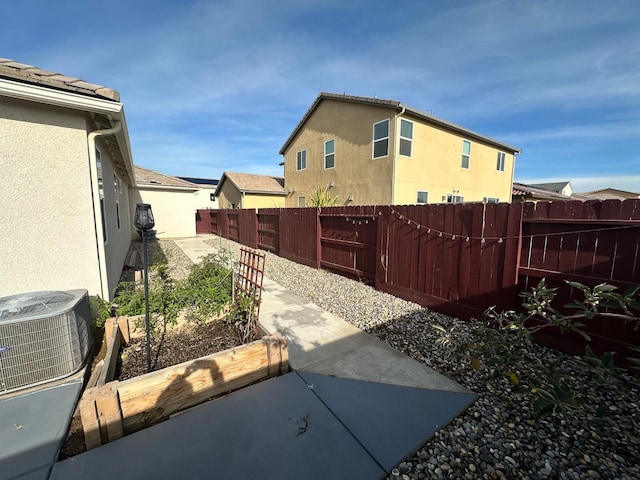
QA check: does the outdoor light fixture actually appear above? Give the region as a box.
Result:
[134,203,154,373]
[134,203,155,231]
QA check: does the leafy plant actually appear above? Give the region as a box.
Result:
[90,295,112,328]
[227,287,259,343]
[308,186,341,207]
[439,278,640,417]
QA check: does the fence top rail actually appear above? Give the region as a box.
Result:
[523,218,640,226]
[318,213,378,218]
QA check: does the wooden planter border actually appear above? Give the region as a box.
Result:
[80,330,288,450]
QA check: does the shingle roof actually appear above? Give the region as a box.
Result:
[513,182,571,200]
[0,58,120,102]
[528,182,571,193]
[134,166,198,190]
[279,92,521,155]
[214,172,286,197]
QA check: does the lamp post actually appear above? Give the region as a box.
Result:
[133,203,154,373]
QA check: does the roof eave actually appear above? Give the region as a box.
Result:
[402,105,522,154]
[0,77,136,185]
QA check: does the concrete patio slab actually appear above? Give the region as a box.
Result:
[0,375,84,480]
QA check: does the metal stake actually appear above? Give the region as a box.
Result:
[143,231,151,372]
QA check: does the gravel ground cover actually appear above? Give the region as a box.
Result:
[206,235,640,480]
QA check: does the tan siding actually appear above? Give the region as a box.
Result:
[394,116,514,204]
[283,99,395,206]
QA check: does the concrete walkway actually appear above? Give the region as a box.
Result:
[174,235,468,393]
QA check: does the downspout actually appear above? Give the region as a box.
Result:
[509,151,520,203]
[391,106,406,205]
[87,120,122,300]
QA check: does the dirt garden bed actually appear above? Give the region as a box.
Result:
[60,239,269,459]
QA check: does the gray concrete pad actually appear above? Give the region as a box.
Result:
[0,376,83,480]
[174,236,470,394]
[51,372,387,480]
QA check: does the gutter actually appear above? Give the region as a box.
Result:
[392,107,406,204]
[88,121,122,300]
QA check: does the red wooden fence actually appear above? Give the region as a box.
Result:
[196,200,640,356]
[518,199,640,357]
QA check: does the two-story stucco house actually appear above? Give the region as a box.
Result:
[280,93,521,207]
[0,58,135,301]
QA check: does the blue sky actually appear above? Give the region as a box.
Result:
[3,0,639,192]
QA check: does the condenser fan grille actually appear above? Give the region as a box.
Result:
[0,291,74,321]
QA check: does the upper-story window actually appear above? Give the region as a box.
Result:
[296,150,307,171]
[399,119,413,157]
[461,140,471,169]
[373,119,389,159]
[324,139,335,169]
[496,152,506,171]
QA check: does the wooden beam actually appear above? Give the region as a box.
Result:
[80,333,288,445]
[97,321,121,386]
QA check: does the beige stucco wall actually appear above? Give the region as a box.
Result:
[282,99,515,206]
[216,181,242,209]
[0,98,103,297]
[97,138,133,297]
[130,188,196,238]
[283,99,395,206]
[394,115,515,205]
[217,181,285,209]
[242,193,285,209]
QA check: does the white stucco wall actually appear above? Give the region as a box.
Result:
[129,188,197,238]
[0,97,103,297]
[96,138,133,297]
[192,188,219,209]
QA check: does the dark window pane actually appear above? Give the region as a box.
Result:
[374,120,389,140]
[325,154,334,169]
[374,139,388,158]
[417,191,428,203]
[461,155,469,169]
[400,138,412,156]
[325,139,334,155]
[401,119,413,139]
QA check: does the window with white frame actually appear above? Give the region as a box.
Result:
[298,195,306,207]
[416,191,428,204]
[372,119,389,158]
[324,139,335,169]
[483,197,500,203]
[296,150,307,171]
[399,119,413,157]
[496,152,506,171]
[113,173,121,230]
[461,140,471,169]
[444,194,464,204]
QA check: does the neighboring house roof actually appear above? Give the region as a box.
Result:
[280,92,521,155]
[0,58,120,101]
[177,177,220,189]
[527,182,571,194]
[580,188,640,200]
[134,166,198,191]
[214,172,287,197]
[512,182,572,201]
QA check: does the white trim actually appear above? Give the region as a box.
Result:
[0,78,122,114]
[416,190,428,204]
[461,139,471,169]
[296,149,307,171]
[496,151,506,172]
[372,118,390,159]
[324,138,335,170]
[297,195,306,207]
[399,119,413,157]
